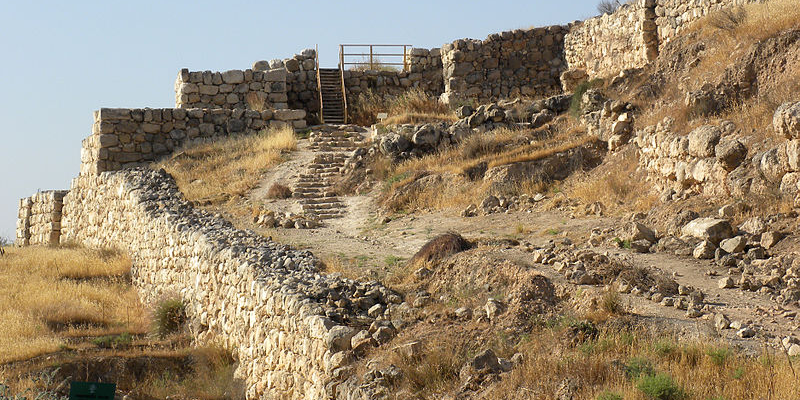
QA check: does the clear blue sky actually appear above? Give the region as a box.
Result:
[0,0,599,241]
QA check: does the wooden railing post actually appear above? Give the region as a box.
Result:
[403,45,408,72]
[316,44,324,124]
[369,45,374,70]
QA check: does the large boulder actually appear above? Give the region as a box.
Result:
[379,133,411,156]
[531,109,555,129]
[774,101,800,139]
[759,147,788,183]
[412,124,441,147]
[715,138,747,171]
[688,125,721,158]
[681,218,733,244]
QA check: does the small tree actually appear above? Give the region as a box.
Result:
[597,0,622,15]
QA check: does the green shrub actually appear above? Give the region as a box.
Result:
[569,78,604,117]
[652,339,677,358]
[636,373,685,400]
[92,332,133,349]
[597,391,623,400]
[707,347,732,366]
[154,298,186,337]
[625,357,655,380]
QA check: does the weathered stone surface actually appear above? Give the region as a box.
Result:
[687,125,721,158]
[719,236,745,254]
[682,218,733,244]
[715,138,747,171]
[774,101,800,139]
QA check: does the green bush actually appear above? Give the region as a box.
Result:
[597,391,623,400]
[625,357,655,380]
[154,298,186,337]
[707,347,732,366]
[569,78,604,118]
[652,339,677,358]
[636,373,685,400]
[92,332,133,349]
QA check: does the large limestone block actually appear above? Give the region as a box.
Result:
[681,217,733,244]
[222,70,245,84]
[687,125,721,158]
[273,109,306,121]
[774,101,800,139]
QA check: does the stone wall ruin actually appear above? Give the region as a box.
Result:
[15,191,67,247]
[80,107,306,175]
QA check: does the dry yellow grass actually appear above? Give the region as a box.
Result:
[381,123,591,212]
[569,147,657,214]
[0,246,146,363]
[155,126,297,202]
[379,318,800,400]
[350,88,455,126]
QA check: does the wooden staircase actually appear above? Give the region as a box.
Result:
[318,68,346,124]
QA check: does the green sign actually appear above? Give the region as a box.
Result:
[69,381,116,400]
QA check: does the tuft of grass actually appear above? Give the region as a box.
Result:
[266,183,292,199]
[636,373,686,400]
[153,298,186,338]
[569,78,604,118]
[601,290,625,315]
[155,126,297,202]
[0,246,145,363]
[707,347,733,366]
[707,6,748,34]
[570,148,657,215]
[244,92,268,112]
[597,390,624,400]
[91,332,133,349]
[625,357,656,380]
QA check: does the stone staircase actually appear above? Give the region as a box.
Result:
[293,128,366,220]
[318,68,346,124]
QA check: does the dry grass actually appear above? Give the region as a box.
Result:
[569,147,657,214]
[155,126,297,202]
[244,92,268,112]
[481,325,800,400]
[383,112,458,125]
[350,88,455,126]
[380,318,800,400]
[0,246,146,363]
[380,122,591,212]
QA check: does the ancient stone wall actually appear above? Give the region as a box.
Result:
[656,0,764,45]
[564,1,659,78]
[174,67,289,111]
[61,168,396,400]
[15,191,68,246]
[440,25,568,104]
[80,107,306,175]
[255,49,321,120]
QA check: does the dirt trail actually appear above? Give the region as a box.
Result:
[244,131,798,347]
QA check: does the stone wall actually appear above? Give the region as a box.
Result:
[174,67,289,111]
[80,107,306,175]
[656,0,764,45]
[61,168,397,400]
[15,191,68,246]
[255,49,321,120]
[440,25,568,104]
[565,1,659,78]
[343,47,444,105]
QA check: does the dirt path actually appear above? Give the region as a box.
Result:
[241,129,798,348]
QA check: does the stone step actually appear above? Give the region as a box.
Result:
[300,196,343,205]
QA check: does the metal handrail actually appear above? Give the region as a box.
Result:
[339,44,413,72]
